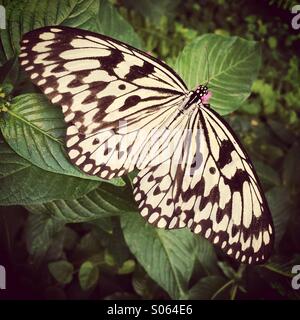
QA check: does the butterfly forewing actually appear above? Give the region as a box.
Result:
[19,26,187,178]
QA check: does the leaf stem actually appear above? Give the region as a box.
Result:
[211,279,234,300]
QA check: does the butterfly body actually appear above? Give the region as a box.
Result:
[19,26,274,264]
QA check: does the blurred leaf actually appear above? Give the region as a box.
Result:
[283,144,300,192]
[26,213,64,257]
[1,94,124,186]
[117,259,136,275]
[79,261,99,291]
[218,262,237,280]
[97,0,142,48]
[0,142,99,205]
[266,187,293,247]
[123,0,180,24]
[0,58,19,91]
[267,119,296,145]
[175,34,261,115]
[132,267,160,299]
[263,261,293,278]
[253,160,281,186]
[188,275,228,300]
[194,237,218,275]
[252,80,278,114]
[121,213,196,299]
[48,260,74,285]
[240,101,261,115]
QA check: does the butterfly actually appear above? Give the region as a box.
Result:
[19,26,274,264]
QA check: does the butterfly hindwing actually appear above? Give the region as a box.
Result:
[133,104,274,264]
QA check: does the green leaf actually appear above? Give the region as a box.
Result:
[48,260,74,285]
[253,160,281,186]
[26,212,64,257]
[0,142,99,205]
[121,213,196,299]
[79,261,99,291]
[123,0,181,24]
[118,259,136,275]
[25,183,136,222]
[175,34,261,115]
[0,0,141,61]
[283,144,300,192]
[252,79,278,114]
[266,187,293,247]
[194,237,218,275]
[97,0,142,48]
[262,259,296,278]
[1,93,124,186]
[188,275,228,300]
[0,0,96,60]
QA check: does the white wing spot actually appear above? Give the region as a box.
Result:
[149,212,159,223]
[157,218,167,228]
[213,236,219,244]
[141,207,148,217]
[135,193,142,201]
[50,28,62,32]
[67,136,80,148]
[84,164,93,172]
[39,32,55,40]
[67,125,78,135]
[169,217,178,229]
[69,149,79,159]
[76,155,86,165]
[194,225,202,234]
[52,94,62,104]
[38,79,46,85]
[44,87,54,94]
[205,228,212,238]
[65,113,75,122]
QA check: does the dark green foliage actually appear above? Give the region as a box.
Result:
[0,0,299,299]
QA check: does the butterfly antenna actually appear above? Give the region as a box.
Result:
[204,45,210,86]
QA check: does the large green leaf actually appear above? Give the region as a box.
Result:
[1,93,124,186]
[0,142,99,205]
[26,183,136,222]
[175,34,261,115]
[0,0,141,62]
[121,213,197,299]
[266,187,293,247]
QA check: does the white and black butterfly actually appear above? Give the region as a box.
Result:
[19,26,274,264]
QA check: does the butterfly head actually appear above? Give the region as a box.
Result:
[195,85,212,104]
